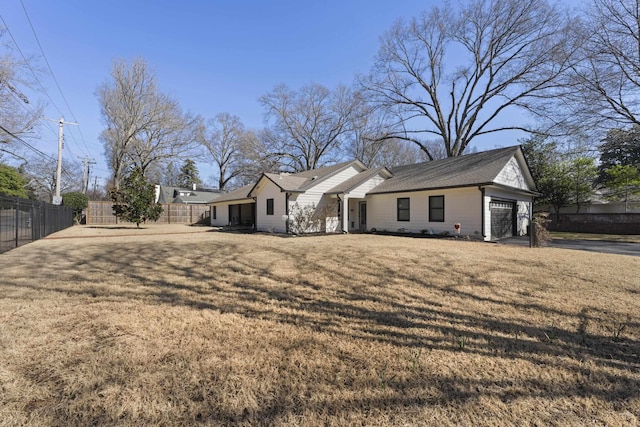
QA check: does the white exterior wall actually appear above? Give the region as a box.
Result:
[210,203,229,227]
[255,180,288,233]
[540,202,640,214]
[290,165,363,233]
[495,157,530,190]
[367,187,484,237]
[349,174,387,198]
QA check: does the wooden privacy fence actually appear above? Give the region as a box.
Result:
[86,201,210,225]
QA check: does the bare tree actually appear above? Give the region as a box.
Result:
[198,112,248,190]
[560,0,640,133]
[233,128,282,187]
[21,155,83,202]
[259,83,358,171]
[361,0,577,158]
[98,58,199,189]
[0,29,43,147]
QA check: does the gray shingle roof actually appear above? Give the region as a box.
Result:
[249,160,366,195]
[157,186,220,204]
[211,184,254,203]
[368,146,523,194]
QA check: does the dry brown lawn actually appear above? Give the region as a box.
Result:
[0,224,638,426]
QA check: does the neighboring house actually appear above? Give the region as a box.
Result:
[537,189,640,214]
[155,185,220,204]
[209,146,537,241]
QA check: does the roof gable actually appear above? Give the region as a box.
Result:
[325,167,393,195]
[368,146,532,194]
[248,160,367,196]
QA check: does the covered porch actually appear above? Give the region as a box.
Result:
[228,202,256,227]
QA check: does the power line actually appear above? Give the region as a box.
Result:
[0,13,64,116]
[0,124,76,181]
[18,0,93,157]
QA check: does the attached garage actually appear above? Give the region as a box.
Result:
[490,200,515,239]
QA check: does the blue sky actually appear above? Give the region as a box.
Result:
[2,0,534,187]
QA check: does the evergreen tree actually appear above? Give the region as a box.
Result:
[109,167,163,228]
[605,165,640,212]
[0,164,29,198]
[598,126,640,184]
[177,159,202,189]
[62,192,88,224]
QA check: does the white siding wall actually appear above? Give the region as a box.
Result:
[290,165,363,233]
[349,174,387,198]
[494,157,530,190]
[210,203,229,227]
[255,180,288,232]
[367,187,484,237]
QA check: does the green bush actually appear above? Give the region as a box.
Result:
[62,192,89,224]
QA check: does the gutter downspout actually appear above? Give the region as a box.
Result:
[479,186,486,240]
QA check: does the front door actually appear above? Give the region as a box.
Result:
[359,201,367,232]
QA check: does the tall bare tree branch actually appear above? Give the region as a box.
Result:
[361,0,578,157]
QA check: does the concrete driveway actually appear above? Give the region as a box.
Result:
[499,236,640,257]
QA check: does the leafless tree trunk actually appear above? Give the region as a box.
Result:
[259,83,357,171]
[98,58,199,189]
[361,0,578,158]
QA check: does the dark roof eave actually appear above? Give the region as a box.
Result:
[489,182,540,197]
[367,182,495,196]
[210,197,254,205]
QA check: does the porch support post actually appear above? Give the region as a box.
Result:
[342,195,349,233]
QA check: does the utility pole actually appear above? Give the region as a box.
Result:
[48,117,78,204]
[79,156,96,194]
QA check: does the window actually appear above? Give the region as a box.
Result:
[266,198,274,215]
[213,206,217,220]
[429,195,444,222]
[397,197,410,221]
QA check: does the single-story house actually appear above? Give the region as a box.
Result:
[537,189,640,214]
[155,185,220,204]
[209,145,537,241]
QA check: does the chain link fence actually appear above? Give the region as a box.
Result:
[0,194,73,254]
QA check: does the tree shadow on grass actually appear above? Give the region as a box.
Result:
[1,235,639,425]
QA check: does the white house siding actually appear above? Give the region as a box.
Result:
[348,174,387,198]
[366,187,483,237]
[484,186,533,240]
[255,179,288,233]
[210,203,229,227]
[290,165,363,233]
[494,157,530,190]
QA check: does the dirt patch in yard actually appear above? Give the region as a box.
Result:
[0,226,638,426]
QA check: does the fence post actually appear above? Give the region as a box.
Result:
[14,198,19,249]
